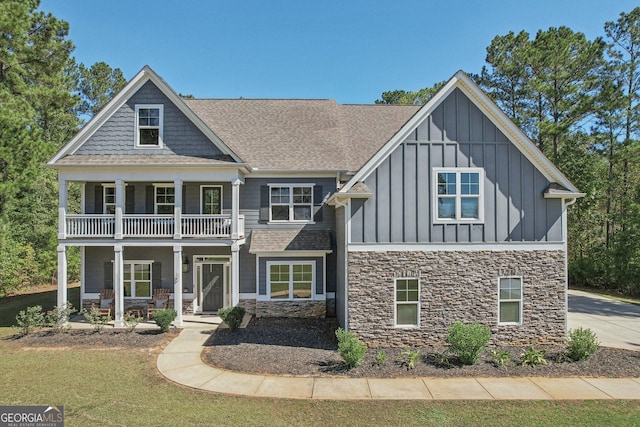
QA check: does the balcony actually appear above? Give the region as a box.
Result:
[64,214,244,239]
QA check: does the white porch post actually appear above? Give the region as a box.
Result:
[114,179,124,239]
[58,177,67,240]
[174,179,182,239]
[173,245,183,326]
[231,242,240,306]
[56,245,68,318]
[113,244,124,327]
[231,179,240,239]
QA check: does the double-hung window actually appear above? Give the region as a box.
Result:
[135,104,163,147]
[499,277,523,324]
[395,278,420,327]
[269,184,313,222]
[124,261,152,298]
[201,186,222,214]
[433,168,483,222]
[155,185,175,214]
[267,261,314,300]
[103,184,116,214]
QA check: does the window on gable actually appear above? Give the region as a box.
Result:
[268,261,314,300]
[269,185,313,222]
[499,277,523,324]
[155,185,174,214]
[135,105,163,147]
[434,168,483,222]
[395,278,419,327]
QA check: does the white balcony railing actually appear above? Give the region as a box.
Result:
[66,215,115,237]
[64,214,244,239]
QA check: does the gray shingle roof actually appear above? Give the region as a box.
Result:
[249,229,333,253]
[184,99,419,172]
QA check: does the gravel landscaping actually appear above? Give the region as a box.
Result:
[202,317,640,378]
[7,328,177,349]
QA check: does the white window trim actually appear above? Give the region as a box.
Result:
[432,167,484,224]
[266,260,316,301]
[154,184,175,215]
[124,260,153,299]
[135,104,164,148]
[498,276,523,325]
[200,185,224,215]
[394,277,420,328]
[102,184,115,215]
[268,183,314,223]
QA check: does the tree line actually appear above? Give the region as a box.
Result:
[377,8,640,296]
[0,0,125,296]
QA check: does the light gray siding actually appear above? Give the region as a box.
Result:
[76,81,225,158]
[351,88,563,244]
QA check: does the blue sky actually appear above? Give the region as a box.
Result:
[42,0,638,104]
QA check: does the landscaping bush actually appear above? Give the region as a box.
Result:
[218,306,246,331]
[152,309,177,333]
[123,312,141,333]
[44,302,76,333]
[521,346,547,366]
[445,320,491,365]
[335,327,367,368]
[398,348,420,370]
[81,307,111,332]
[567,327,599,361]
[14,305,45,336]
[491,349,513,368]
[374,350,386,366]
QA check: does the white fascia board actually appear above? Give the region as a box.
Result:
[339,70,581,196]
[56,165,244,182]
[347,242,566,252]
[48,65,244,165]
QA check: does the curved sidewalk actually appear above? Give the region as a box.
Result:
[157,322,640,400]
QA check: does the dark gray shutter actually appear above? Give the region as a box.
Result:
[125,185,135,214]
[94,185,103,214]
[313,185,323,222]
[182,184,187,214]
[259,185,270,222]
[152,262,162,291]
[104,261,113,289]
[145,185,154,214]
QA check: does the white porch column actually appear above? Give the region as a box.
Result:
[174,179,182,239]
[57,245,68,317]
[231,242,240,306]
[58,177,67,240]
[114,179,124,240]
[113,244,124,327]
[231,178,240,239]
[173,245,183,327]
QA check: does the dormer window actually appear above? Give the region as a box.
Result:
[135,104,163,147]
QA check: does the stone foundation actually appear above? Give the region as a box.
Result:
[82,298,194,315]
[256,300,326,318]
[348,249,566,348]
[238,299,257,315]
[326,298,336,317]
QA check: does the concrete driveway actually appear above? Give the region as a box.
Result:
[568,289,640,351]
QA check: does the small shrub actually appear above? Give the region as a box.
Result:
[374,350,387,366]
[44,302,77,333]
[398,348,420,370]
[491,349,513,368]
[521,346,547,367]
[218,306,246,331]
[123,312,141,333]
[81,307,111,332]
[445,320,491,365]
[152,309,177,333]
[14,305,45,336]
[566,327,599,361]
[435,351,454,368]
[335,328,367,368]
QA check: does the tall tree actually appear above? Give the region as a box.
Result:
[375,81,446,105]
[76,61,126,118]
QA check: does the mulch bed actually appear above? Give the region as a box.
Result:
[202,317,640,378]
[6,328,178,349]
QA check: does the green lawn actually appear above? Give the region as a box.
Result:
[1,290,639,426]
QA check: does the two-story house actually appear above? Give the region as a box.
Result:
[49,66,583,346]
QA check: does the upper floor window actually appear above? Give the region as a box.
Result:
[269,184,313,222]
[201,185,222,214]
[433,168,484,223]
[135,104,163,147]
[155,185,174,214]
[102,184,115,214]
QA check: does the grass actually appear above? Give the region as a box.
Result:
[1,289,639,426]
[0,284,80,327]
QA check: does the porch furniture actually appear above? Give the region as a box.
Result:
[93,289,114,318]
[147,288,171,319]
[126,307,145,318]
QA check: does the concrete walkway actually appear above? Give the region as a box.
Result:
[157,314,640,400]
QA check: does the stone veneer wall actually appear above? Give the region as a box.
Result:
[239,299,257,315]
[348,250,566,347]
[255,300,326,318]
[82,298,194,314]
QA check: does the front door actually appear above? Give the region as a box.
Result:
[202,264,224,311]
